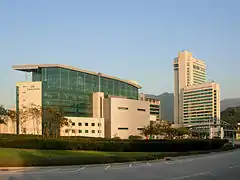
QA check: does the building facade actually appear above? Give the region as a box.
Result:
[60,117,105,137]
[13,64,139,117]
[16,81,42,135]
[145,97,160,121]
[104,96,150,139]
[183,82,220,125]
[13,64,148,138]
[174,51,206,125]
[139,93,161,121]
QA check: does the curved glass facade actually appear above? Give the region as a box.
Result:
[32,67,139,117]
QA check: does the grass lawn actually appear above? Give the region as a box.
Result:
[0,148,229,167]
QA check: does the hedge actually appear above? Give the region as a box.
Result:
[0,136,228,152]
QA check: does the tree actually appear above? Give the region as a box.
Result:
[0,105,8,125]
[139,120,172,139]
[42,107,71,138]
[175,127,189,139]
[221,106,240,129]
[7,109,17,134]
[140,121,157,139]
[28,104,42,134]
[18,107,29,134]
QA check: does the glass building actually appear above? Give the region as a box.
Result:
[13,64,141,118]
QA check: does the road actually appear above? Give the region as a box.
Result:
[1,149,240,180]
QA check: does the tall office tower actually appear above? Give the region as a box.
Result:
[173,50,206,125]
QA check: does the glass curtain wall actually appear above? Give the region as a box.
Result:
[32,67,138,117]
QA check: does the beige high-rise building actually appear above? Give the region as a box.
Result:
[183,82,220,125]
[174,50,206,125]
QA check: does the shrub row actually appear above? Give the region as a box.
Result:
[0,137,228,152]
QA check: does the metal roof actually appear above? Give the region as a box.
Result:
[12,64,141,88]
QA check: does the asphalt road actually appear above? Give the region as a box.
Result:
[1,149,240,180]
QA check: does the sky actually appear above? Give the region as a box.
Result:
[0,0,240,107]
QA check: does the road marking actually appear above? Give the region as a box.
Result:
[169,172,210,180]
[229,164,240,169]
[164,161,175,165]
[75,167,85,172]
[105,165,110,170]
[129,164,132,168]
[45,168,60,172]
[109,166,129,170]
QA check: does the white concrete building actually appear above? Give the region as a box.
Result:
[16,81,42,135]
[60,117,105,137]
[14,82,151,139]
[104,96,150,139]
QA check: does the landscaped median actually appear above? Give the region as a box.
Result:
[0,146,234,167]
[0,135,232,167]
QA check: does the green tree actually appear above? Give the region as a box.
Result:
[221,107,240,129]
[139,121,156,139]
[42,107,70,138]
[139,120,172,139]
[0,105,8,124]
[175,127,189,139]
[28,104,42,134]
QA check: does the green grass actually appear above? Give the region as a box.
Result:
[0,147,233,167]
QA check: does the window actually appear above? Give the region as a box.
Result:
[72,122,75,126]
[118,107,128,110]
[92,130,95,133]
[100,97,103,118]
[137,108,146,112]
[85,130,88,133]
[91,123,95,126]
[137,128,143,131]
[85,123,88,126]
[79,130,82,133]
[118,127,128,130]
[78,122,82,126]
[65,129,69,133]
[98,123,101,126]
[98,130,101,133]
[72,130,75,133]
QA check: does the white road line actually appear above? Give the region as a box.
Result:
[169,172,210,180]
[164,161,175,165]
[110,166,129,170]
[105,165,110,170]
[75,167,85,172]
[45,168,60,172]
[229,164,240,169]
[129,164,132,168]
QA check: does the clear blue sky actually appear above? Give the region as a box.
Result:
[0,0,239,107]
